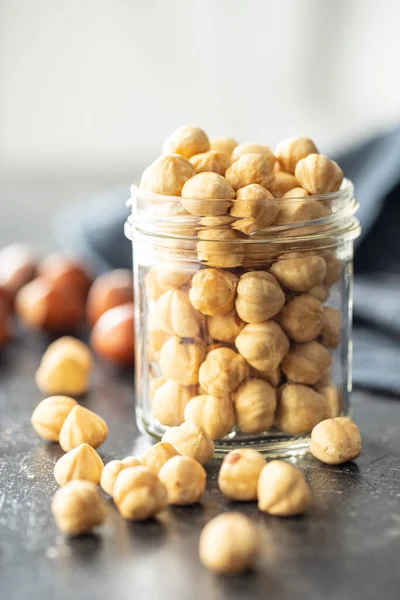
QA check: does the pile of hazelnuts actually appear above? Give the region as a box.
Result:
[0,243,134,366]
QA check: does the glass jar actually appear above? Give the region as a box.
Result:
[125,180,360,456]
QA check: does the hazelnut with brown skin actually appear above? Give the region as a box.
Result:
[231,143,275,170]
[140,154,195,196]
[90,303,134,366]
[275,137,318,174]
[158,455,206,505]
[233,378,277,434]
[231,184,279,234]
[189,268,238,316]
[113,466,168,521]
[162,422,214,465]
[295,154,343,194]
[209,136,238,157]
[235,271,285,323]
[184,394,235,440]
[279,294,323,343]
[0,299,13,347]
[156,288,204,338]
[189,150,231,175]
[197,228,244,268]
[52,480,106,535]
[207,308,245,344]
[39,254,92,299]
[152,379,197,426]
[225,153,276,192]
[181,172,235,217]
[162,126,209,158]
[86,269,133,326]
[310,417,362,464]
[235,321,290,373]
[282,341,333,385]
[320,306,341,348]
[0,243,37,301]
[159,337,205,386]
[270,253,327,292]
[258,460,312,516]
[199,347,249,396]
[277,383,325,434]
[218,448,266,501]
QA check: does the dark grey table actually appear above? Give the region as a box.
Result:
[1,332,400,600]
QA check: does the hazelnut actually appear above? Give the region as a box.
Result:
[199,513,259,574]
[189,150,231,175]
[209,136,238,157]
[0,300,13,347]
[279,294,323,343]
[141,442,180,475]
[198,215,235,227]
[275,188,329,224]
[324,254,342,286]
[159,337,205,386]
[233,378,277,434]
[59,405,108,452]
[156,288,204,338]
[158,455,206,504]
[181,172,235,217]
[275,137,318,174]
[145,267,169,300]
[31,395,78,441]
[232,143,275,170]
[225,153,276,192]
[295,154,343,194]
[250,365,281,387]
[258,460,312,516]
[317,383,343,419]
[162,126,209,158]
[39,254,92,299]
[310,417,362,464]
[197,228,244,268]
[184,394,235,440]
[152,379,196,426]
[113,466,168,520]
[100,457,141,495]
[42,336,93,371]
[54,443,104,486]
[162,422,214,465]
[154,260,196,289]
[273,171,299,197]
[308,284,329,303]
[86,269,133,326]
[147,328,170,362]
[91,303,134,366]
[230,184,279,233]
[218,448,266,501]
[277,383,325,434]
[320,306,341,348]
[207,308,245,344]
[0,243,37,300]
[189,268,238,316]
[235,271,285,323]
[270,253,327,292]
[199,347,249,396]
[140,154,195,196]
[235,321,290,372]
[52,480,106,535]
[282,341,332,385]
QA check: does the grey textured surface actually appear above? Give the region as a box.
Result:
[1,334,400,600]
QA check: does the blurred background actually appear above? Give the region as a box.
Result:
[1,0,399,251]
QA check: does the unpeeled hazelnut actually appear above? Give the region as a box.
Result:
[140,154,195,196]
[189,268,238,316]
[152,379,196,426]
[275,137,318,174]
[31,396,78,442]
[199,513,259,574]
[39,254,92,299]
[277,383,325,434]
[310,417,362,464]
[162,422,214,465]
[218,448,266,501]
[141,442,180,475]
[54,443,104,486]
[295,154,343,194]
[282,341,333,385]
[207,308,245,344]
[59,405,108,452]
[91,303,134,366]
[86,269,133,326]
[113,466,168,520]
[209,136,238,157]
[317,383,343,419]
[258,460,312,516]
[225,153,276,192]
[158,455,206,505]
[232,143,275,170]
[231,184,278,234]
[162,126,209,158]
[199,347,249,396]
[156,288,204,338]
[235,271,285,323]
[52,480,106,535]
[270,253,327,292]
[181,172,235,217]
[189,150,230,175]
[320,306,341,348]
[100,457,141,495]
[159,337,205,386]
[235,321,290,372]
[0,243,37,300]
[279,294,323,343]
[273,171,299,197]
[184,394,235,440]
[233,378,277,434]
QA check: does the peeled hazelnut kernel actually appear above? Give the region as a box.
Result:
[51,480,106,535]
[141,442,180,475]
[42,337,93,371]
[189,150,231,175]
[235,271,285,323]
[279,294,323,343]
[59,405,108,452]
[258,460,312,516]
[0,243,37,301]
[54,443,104,486]
[159,337,205,386]
[184,395,235,440]
[86,269,133,327]
[225,153,276,192]
[113,466,168,520]
[140,154,195,196]
[295,154,343,194]
[158,455,206,505]
[232,143,275,170]
[162,422,214,465]
[181,172,235,217]
[197,228,244,268]
[231,184,279,233]
[282,341,333,386]
[320,306,341,348]
[324,255,342,286]
[31,396,77,441]
[317,383,343,419]
[155,261,196,289]
[147,328,170,362]
[145,267,169,300]
[189,268,238,316]
[199,513,259,574]
[250,365,281,387]
[207,308,245,344]
[162,126,209,158]
[270,254,327,292]
[210,136,238,157]
[35,344,92,397]
[199,215,235,227]
[310,417,362,464]
[275,188,329,224]
[273,171,299,197]
[233,378,277,434]
[275,137,318,175]
[91,303,134,366]
[100,457,141,495]
[308,283,329,303]
[39,254,92,299]
[218,448,266,501]
[152,379,196,426]
[156,289,204,338]
[199,347,249,396]
[235,321,290,373]
[277,383,324,434]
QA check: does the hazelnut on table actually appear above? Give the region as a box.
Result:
[0,243,37,300]
[225,153,276,192]
[152,379,197,427]
[158,455,206,505]
[86,269,133,326]
[162,422,214,465]
[199,347,249,397]
[235,321,290,373]
[279,293,323,343]
[258,460,312,516]
[38,254,92,299]
[209,136,238,157]
[320,306,341,348]
[181,172,235,217]
[184,394,235,440]
[141,442,180,475]
[100,457,142,495]
[31,396,77,442]
[58,405,108,452]
[231,143,275,170]
[189,150,231,175]
[310,417,362,464]
[54,443,104,486]
[295,154,343,195]
[207,308,245,344]
[218,448,266,501]
[90,303,135,366]
[52,480,106,535]
[275,137,318,175]
[277,383,325,434]
[189,268,238,316]
[159,337,205,386]
[270,253,327,292]
[281,340,333,385]
[233,378,277,434]
[235,271,285,323]
[113,466,168,521]
[162,126,209,158]
[140,154,195,196]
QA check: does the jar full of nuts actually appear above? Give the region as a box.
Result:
[125,128,361,456]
